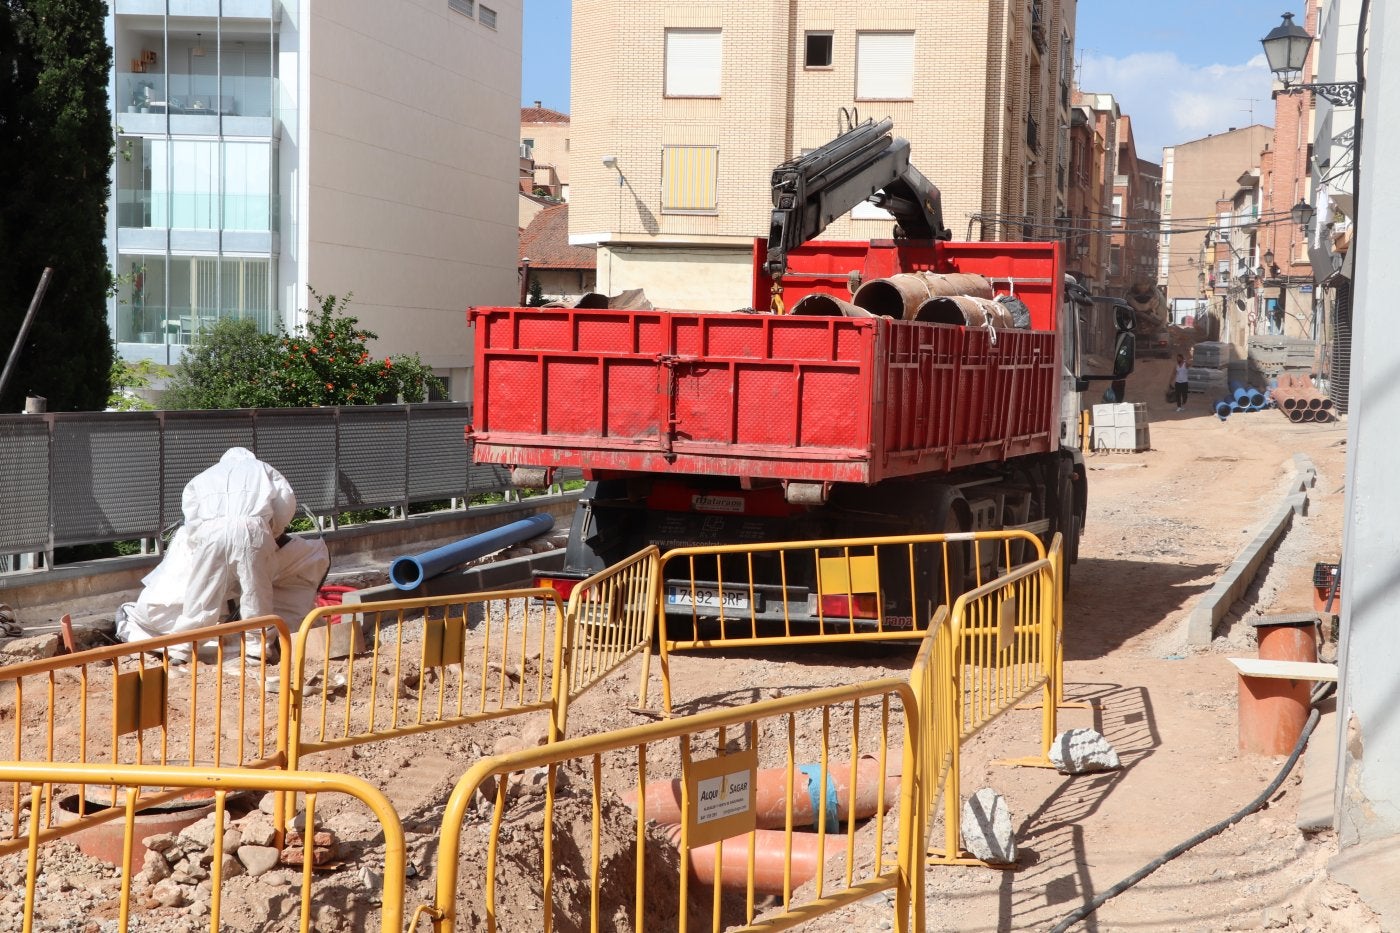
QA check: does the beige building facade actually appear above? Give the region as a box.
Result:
[1157,125,1273,326]
[569,0,1076,309]
[520,103,572,198]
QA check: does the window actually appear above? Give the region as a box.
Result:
[1163,193,1172,213]
[665,29,722,97]
[479,5,497,29]
[805,32,833,68]
[448,0,474,18]
[1111,194,1123,227]
[856,32,914,100]
[661,146,718,213]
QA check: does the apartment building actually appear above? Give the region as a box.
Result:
[1105,116,1162,309]
[1064,101,1107,291]
[1157,125,1274,324]
[520,102,571,199]
[569,0,1075,309]
[105,0,523,401]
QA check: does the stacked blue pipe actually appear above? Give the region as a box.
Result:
[389,513,555,590]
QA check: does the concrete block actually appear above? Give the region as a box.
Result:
[961,788,1016,864]
[1297,697,1336,833]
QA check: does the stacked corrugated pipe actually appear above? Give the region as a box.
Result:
[1213,381,1273,420]
[1272,373,1336,423]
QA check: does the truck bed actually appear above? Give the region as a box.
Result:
[468,307,1058,485]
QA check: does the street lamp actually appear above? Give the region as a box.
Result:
[1260,12,1361,107]
[1290,199,1315,229]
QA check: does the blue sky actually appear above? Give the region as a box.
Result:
[522,0,1290,160]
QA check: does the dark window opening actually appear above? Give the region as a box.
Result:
[805,33,833,68]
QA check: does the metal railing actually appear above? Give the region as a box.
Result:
[924,535,1062,866]
[1,761,405,933]
[422,679,922,933]
[0,616,291,856]
[0,403,583,560]
[652,530,1047,714]
[559,546,661,728]
[288,588,570,769]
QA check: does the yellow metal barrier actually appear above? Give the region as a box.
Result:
[559,546,661,722]
[0,760,404,933]
[921,540,1061,866]
[288,588,569,767]
[654,530,1046,713]
[422,679,923,933]
[0,617,291,857]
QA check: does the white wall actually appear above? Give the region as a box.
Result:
[595,245,753,311]
[302,0,522,394]
[1336,0,1400,848]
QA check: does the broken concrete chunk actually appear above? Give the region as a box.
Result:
[237,845,281,878]
[0,634,60,662]
[1049,727,1122,774]
[961,787,1016,864]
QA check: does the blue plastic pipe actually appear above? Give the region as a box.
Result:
[389,513,555,590]
[1215,401,1233,420]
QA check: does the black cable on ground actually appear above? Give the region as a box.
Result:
[1049,681,1336,933]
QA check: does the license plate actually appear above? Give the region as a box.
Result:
[666,586,751,611]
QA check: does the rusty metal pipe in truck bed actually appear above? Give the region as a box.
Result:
[914,294,1018,328]
[851,272,994,319]
[789,293,873,317]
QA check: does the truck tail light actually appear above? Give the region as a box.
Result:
[535,576,580,601]
[818,594,880,620]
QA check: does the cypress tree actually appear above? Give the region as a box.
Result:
[0,0,113,413]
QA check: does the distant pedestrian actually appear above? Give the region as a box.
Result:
[1173,355,1190,411]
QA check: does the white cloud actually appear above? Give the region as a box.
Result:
[1079,51,1274,161]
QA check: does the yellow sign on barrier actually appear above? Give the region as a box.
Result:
[423,679,922,933]
[0,616,292,857]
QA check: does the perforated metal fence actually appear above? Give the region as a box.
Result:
[0,403,580,556]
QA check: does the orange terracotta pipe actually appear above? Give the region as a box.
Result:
[659,824,848,893]
[626,755,899,829]
[1239,622,1318,755]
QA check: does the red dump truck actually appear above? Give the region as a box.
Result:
[467,120,1132,623]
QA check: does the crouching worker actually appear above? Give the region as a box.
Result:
[116,447,329,663]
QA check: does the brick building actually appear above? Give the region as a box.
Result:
[520,102,572,199]
[568,0,1077,309]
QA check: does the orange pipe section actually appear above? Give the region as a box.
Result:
[1239,623,1318,755]
[627,756,899,828]
[660,824,847,893]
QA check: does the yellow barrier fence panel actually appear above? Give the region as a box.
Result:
[423,679,923,933]
[1048,533,1069,707]
[0,761,405,933]
[560,546,661,720]
[927,557,1060,866]
[0,617,292,858]
[654,530,1046,714]
[288,589,569,765]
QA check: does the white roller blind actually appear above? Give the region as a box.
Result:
[665,29,723,97]
[856,32,914,100]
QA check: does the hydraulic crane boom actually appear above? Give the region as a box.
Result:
[764,117,951,279]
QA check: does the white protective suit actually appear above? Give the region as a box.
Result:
[116,448,329,652]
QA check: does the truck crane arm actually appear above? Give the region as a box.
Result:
[764,117,952,280]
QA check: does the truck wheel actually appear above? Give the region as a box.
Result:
[1054,473,1078,593]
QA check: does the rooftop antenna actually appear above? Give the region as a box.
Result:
[1235,97,1263,123]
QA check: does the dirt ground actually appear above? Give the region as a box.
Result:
[0,352,1375,932]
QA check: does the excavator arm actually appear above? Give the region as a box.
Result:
[764,117,951,280]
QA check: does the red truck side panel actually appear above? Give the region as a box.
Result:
[469,306,1057,485]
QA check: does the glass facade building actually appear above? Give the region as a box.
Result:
[107,2,283,357]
